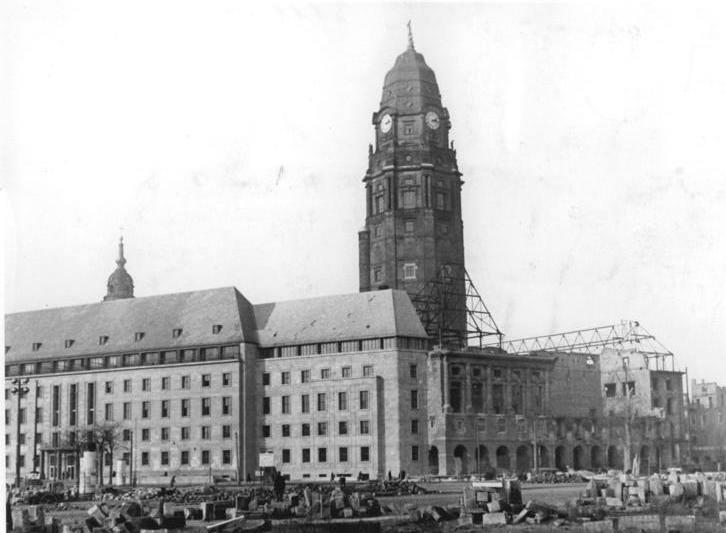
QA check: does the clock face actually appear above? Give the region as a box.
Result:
[425,111,440,130]
[380,114,393,133]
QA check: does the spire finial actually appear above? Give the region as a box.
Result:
[407,20,415,50]
[117,234,126,267]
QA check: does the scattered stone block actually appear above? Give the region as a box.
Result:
[480,512,506,525]
[487,500,500,513]
[512,507,529,524]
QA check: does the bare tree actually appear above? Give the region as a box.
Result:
[93,423,124,486]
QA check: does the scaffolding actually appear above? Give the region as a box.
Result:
[410,265,503,349]
[491,320,676,370]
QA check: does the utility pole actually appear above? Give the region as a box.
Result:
[11,378,30,487]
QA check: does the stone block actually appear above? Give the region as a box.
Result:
[605,497,622,507]
[581,520,614,533]
[617,514,661,532]
[480,512,507,525]
[486,500,500,512]
[342,508,354,518]
[664,514,695,532]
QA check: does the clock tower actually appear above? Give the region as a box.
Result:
[359,29,467,340]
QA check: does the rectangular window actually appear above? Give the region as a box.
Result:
[202,398,211,416]
[181,376,190,389]
[493,384,504,414]
[161,451,169,466]
[140,401,149,419]
[320,368,330,380]
[282,424,290,437]
[161,427,169,441]
[181,451,189,465]
[69,384,77,426]
[411,390,419,410]
[339,447,348,462]
[86,382,95,425]
[201,426,211,439]
[18,433,26,445]
[222,449,231,464]
[141,428,150,441]
[412,445,419,461]
[142,378,150,392]
[281,395,290,414]
[222,397,231,415]
[604,383,616,398]
[302,448,311,463]
[105,382,113,394]
[338,392,347,410]
[35,407,43,423]
[360,390,369,410]
[263,373,270,386]
[123,429,131,441]
[302,423,310,436]
[223,373,232,386]
[342,366,352,378]
[301,370,310,383]
[161,377,170,391]
[202,374,211,387]
[263,397,270,415]
[123,379,132,393]
[318,448,327,463]
[105,403,113,421]
[363,365,373,377]
[317,393,327,411]
[19,408,26,424]
[282,449,291,463]
[623,381,636,396]
[411,419,418,434]
[472,382,484,412]
[338,421,348,435]
[410,364,417,379]
[123,402,131,420]
[301,394,310,413]
[181,399,190,417]
[281,371,291,385]
[52,385,60,427]
[222,425,231,439]
[262,425,270,438]
[317,422,327,436]
[201,450,210,465]
[361,446,370,462]
[360,420,370,435]
[161,400,169,418]
[450,381,462,413]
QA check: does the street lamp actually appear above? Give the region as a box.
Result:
[11,378,30,488]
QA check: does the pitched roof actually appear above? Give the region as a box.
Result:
[253,289,427,347]
[4,287,256,363]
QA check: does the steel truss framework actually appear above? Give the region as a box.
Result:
[411,266,503,349]
[491,320,675,370]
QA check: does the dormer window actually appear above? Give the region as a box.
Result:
[172,328,183,339]
[99,336,109,346]
[65,339,75,349]
[134,332,145,342]
[32,342,42,352]
[212,325,223,334]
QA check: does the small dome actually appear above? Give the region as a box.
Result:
[104,237,135,301]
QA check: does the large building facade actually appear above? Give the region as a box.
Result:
[4,35,689,486]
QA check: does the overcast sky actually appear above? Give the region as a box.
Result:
[3,2,725,384]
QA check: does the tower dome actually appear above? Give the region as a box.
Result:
[104,237,134,301]
[380,24,442,115]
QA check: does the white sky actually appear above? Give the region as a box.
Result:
[2,2,725,384]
